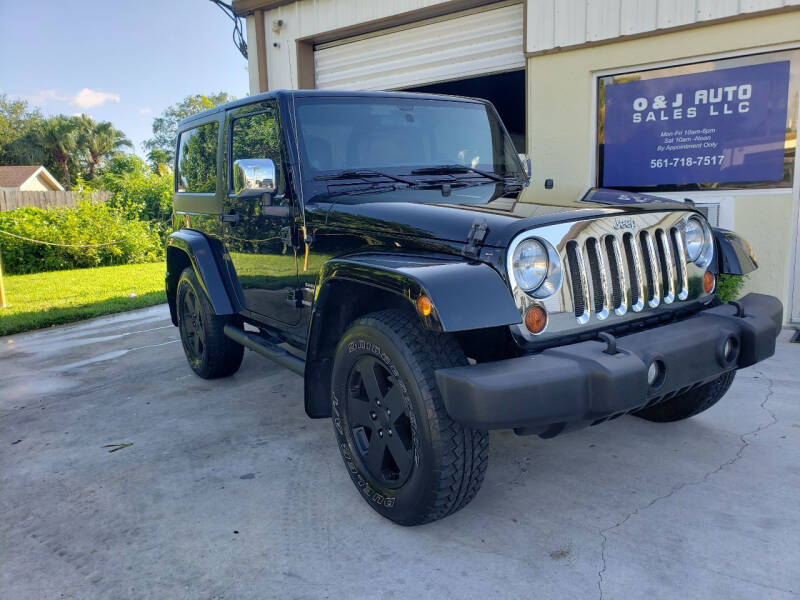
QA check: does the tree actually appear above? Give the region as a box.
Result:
[146,148,170,173]
[37,116,82,188]
[143,93,233,164]
[0,95,40,152]
[0,95,46,165]
[77,116,133,179]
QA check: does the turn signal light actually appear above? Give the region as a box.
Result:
[416,295,433,317]
[703,271,716,294]
[524,305,548,334]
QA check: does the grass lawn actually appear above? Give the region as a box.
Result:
[0,262,166,337]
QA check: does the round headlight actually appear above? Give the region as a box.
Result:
[513,239,548,291]
[688,216,715,269]
[685,217,705,262]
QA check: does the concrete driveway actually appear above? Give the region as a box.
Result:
[1,304,799,599]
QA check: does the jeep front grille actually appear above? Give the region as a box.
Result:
[566,226,691,324]
[506,211,713,343]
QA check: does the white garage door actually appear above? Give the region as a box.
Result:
[314,2,524,91]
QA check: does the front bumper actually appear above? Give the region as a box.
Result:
[435,293,782,434]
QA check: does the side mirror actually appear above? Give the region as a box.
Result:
[232,158,277,197]
[518,153,532,179]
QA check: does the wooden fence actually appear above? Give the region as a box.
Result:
[0,190,112,211]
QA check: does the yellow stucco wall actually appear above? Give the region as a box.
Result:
[20,173,52,192]
[527,11,800,319]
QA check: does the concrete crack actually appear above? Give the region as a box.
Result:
[704,565,798,596]
[597,369,778,600]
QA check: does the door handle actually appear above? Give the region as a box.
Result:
[221,211,241,226]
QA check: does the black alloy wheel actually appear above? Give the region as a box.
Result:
[179,287,206,363]
[344,355,414,488]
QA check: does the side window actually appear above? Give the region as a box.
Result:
[230,109,284,194]
[176,122,219,193]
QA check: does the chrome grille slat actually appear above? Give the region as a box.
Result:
[623,232,646,312]
[604,235,628,316]
[585,238,610,320]
[565,241,591,324]
[671,227,690,301]
[640,230,661,308]
[655,228,676,304]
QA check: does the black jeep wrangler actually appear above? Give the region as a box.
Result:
[166,90,782,525]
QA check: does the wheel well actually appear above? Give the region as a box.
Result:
[166,246,192,326]
[304,279,418,419]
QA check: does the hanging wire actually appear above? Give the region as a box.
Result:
[208,0,248,60]
[0,228,126,248]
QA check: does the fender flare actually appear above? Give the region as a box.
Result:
[712,228,758,276]
[302,253,522,419]
[314,253,521,333]
[166,230,242,324]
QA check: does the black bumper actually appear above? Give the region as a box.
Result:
[435,293,782,433]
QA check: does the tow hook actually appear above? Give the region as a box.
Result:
[728,300,746,317]
[598,332,618,355]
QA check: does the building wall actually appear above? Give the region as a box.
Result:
[527,11,800,315]
[20,173,54,192]
[255,0,459,91]
[526,0,800,53]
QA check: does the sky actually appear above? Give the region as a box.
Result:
[0,0,251,155]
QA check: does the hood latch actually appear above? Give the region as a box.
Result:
[463,219,488,260]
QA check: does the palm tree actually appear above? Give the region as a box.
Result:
[37,116,80,188]
[78,117,133,179]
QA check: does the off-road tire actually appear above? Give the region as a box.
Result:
[331,309,489,526]
[176,267,244,379]
[633,370,736,423]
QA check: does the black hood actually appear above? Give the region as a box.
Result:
[312,186,693,249]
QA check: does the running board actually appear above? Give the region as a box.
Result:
[223,325,305,376]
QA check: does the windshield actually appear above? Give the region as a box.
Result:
[294,95,525,202]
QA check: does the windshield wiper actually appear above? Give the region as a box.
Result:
[314,169,417,186]
[410,164,504,182]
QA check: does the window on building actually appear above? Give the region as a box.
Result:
[597,48,800,192]
[176,122,219,193]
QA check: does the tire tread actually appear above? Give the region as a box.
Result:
[634,370,736,422]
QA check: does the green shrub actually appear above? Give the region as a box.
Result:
[0,200,164,274]
[86,154,173,226]
[716,273,747,303]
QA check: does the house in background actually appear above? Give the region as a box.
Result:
[0,165,65,191]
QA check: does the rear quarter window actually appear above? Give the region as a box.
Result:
[176,122,219,193]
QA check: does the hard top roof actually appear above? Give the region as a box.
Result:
[177,89,486,128]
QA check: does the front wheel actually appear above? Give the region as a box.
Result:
[331,310,488,526]
[633,371,736,422]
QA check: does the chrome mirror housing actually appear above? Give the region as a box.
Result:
[233,158,277,196]
[518,153,532,179]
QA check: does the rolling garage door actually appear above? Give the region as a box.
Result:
[314,2,524,91]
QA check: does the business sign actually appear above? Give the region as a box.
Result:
[602,61,791,187]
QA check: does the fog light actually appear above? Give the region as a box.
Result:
[703,271,716,294]
[724,337,739,363]
[416,295,433,317]
[647,360,664,387]
[524,305,548,334]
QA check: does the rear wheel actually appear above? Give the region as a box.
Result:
[176,267,244,379]
[633,371,736,422]
[331,309,488,526]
